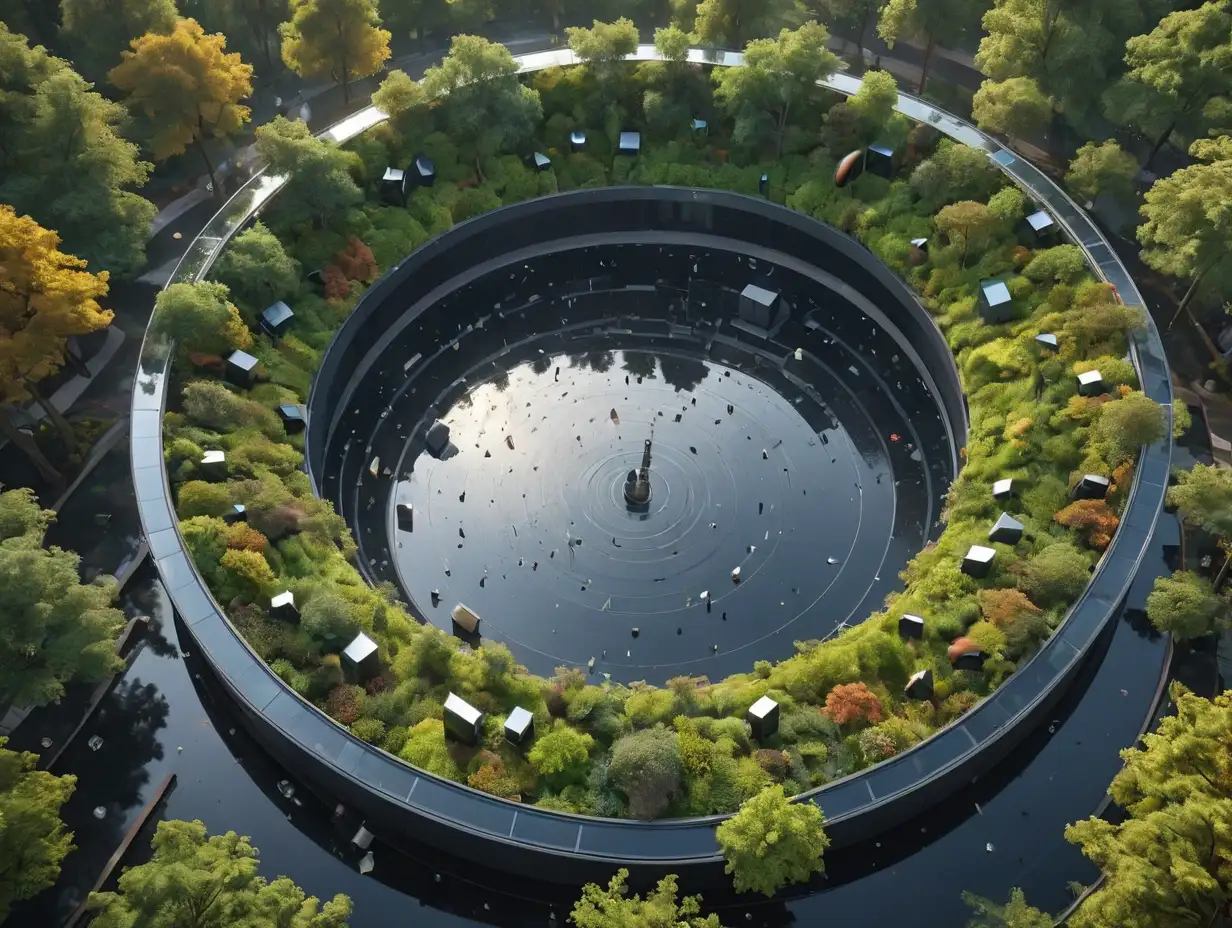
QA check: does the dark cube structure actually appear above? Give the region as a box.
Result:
[570,129,587,152]
[342,632,380,684]
[866,144,896,179]
[425,420,450,457]
[226,349,259,388]
[396,503,413,531]
[746,695,780,741]
[410,155,435,188]
[444,692,484,746]
[1035,332,1058,352]
[529,151,551,172]
[1025,209,1058,243]
[962,544,997,578]
[1077,370,1106,397]
[223,503,247,525]
[278,404,305,434]
[1071,473,1111,501]
[199,450,227,480]
[260,301,295,339]
[978,279,1014,324]
[380,167,406,206]
[992,477,1016,502]
[759,173,769,196]
[269,590,300,624]
[953,650,988,672]
[739,284,779,329]
[306,269,325,291]
[691,118,708,134]
[504,706,534,747]
[898,613,925,640]
[904,668,934,700]
[618,131,641,156]
[988,512,1025,545]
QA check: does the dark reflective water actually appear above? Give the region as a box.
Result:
[393,349,911,680]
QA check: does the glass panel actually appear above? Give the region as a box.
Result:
[232,661,282,712]
[813,780,874,820]
[155,550,196,593]
[353,749,418,800]
[131,409,162,439]
[578,821,718,858]
[146,528,180,560]
[513,812,583,850]
[133,465,166,502]
[171,583,217,625]
[409,776,514,836]
[141,497,174,534]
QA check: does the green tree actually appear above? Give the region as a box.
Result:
[280,0,392,105]
[846,68,899,142]
[609,728,683,819]
[654,23,692,63]
[689,0,806,49]
[0,488,125,710]
[935,200,999,267]
[371,68,431,138]
[1145,571,1228,641]
[566,19,640,89]
[572,868,725,928]
[1137,151,1232,324]
[0,738,76,921]
[1168,464,1232,539]
[971,77,1052,143]
[527,722,595,782]
[0,24,155,277]
[909,139,1003,206]
[878,0,981,94]
[809,0,885,50]
[210,222,301,317]
[216,0,289,71]
[59,0,177,84]
[151,281,254,356]
[1018,541,1089,606]
[87,819,353,926]
[1065,683,1232,928]
[1066,139,1138,207]
[963,888,1053,927]
[715,784,829,896]
[422,35,542,178]
[254,116,364,229]
[713,23,842,159]
[1093,391,1166,464]
[109,18,254,199]
[1103,1,1232,169]
[0,206,114,484]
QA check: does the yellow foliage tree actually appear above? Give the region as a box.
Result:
[0,206,112,486]
[280,0,391,104]
[109,19,254,197]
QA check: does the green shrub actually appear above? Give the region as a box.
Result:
[609,728,682,820]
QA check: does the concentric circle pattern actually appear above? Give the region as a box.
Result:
[325,236,955,683]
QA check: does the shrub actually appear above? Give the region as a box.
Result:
[528,722,595,783]
[1093,393,1166,465]
[400,719,462,780]
[350,717,386,744]
[300,591,363,646]
[153,281,252,356]
[326,685,366,725]
[211,222,300,316]
[333,237,379,282]
[716,784,829,896]
[608,728,682,820]
[823,683,884,727]
[1054,500,1119,550]
[176,481,232,518]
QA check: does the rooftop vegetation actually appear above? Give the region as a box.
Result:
[156,28,1166,824]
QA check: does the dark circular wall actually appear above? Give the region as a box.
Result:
[307,188,966,683]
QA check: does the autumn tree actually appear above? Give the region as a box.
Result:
[878,0,982,94]
[1137,147,1232,324]
[0,24,155,277]
[0,207,113,484]
[422,35,543,178]
[823,681,885,726]
[1103,1,1232,169]
[87,819,353,927]
[1054,499,1118,549]
[210,222,301,318]
[716,784,829,896]
[59,0,177,85]
[936,200,999,267]
[1065,683,1232,928]
[687,0,807,49]
[1066,140,1138,207]
[971,77,1052,144]
[0,488,125,710]
[0,738,76,920]
[1168,464,1232,540]
[572,869,724,928]
[151,281,253,357]
[713,23,842,159]
[109,19,254,198]
[280,0,392,104]
[254,116,364,229]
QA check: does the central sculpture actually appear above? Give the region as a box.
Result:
[623,436,654,508]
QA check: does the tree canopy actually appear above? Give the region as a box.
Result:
[0,488,125,710]
[152,281,253,356]
[878,0,982,93]
[1065,683,1232,928]
[0,23,155,277]
[280,0,392,104]
[210,222,301,318]
[687,0,806,49]
[1168,464,1232,539]
[963,887,1054,927]
[715,784,829,895]
[254,116,364,229]
[971,76,1052,141]
[59,0,177,85]
[571,868,724,928]
[88,819,353,927]
[1146,571,1228,641]
[0,737,76,921]
[109,18,254,197]
[1103,1,1232,169]
[1066,139,1139,206]
[713,23,841,159]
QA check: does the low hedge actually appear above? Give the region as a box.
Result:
[158,62,1165,820]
